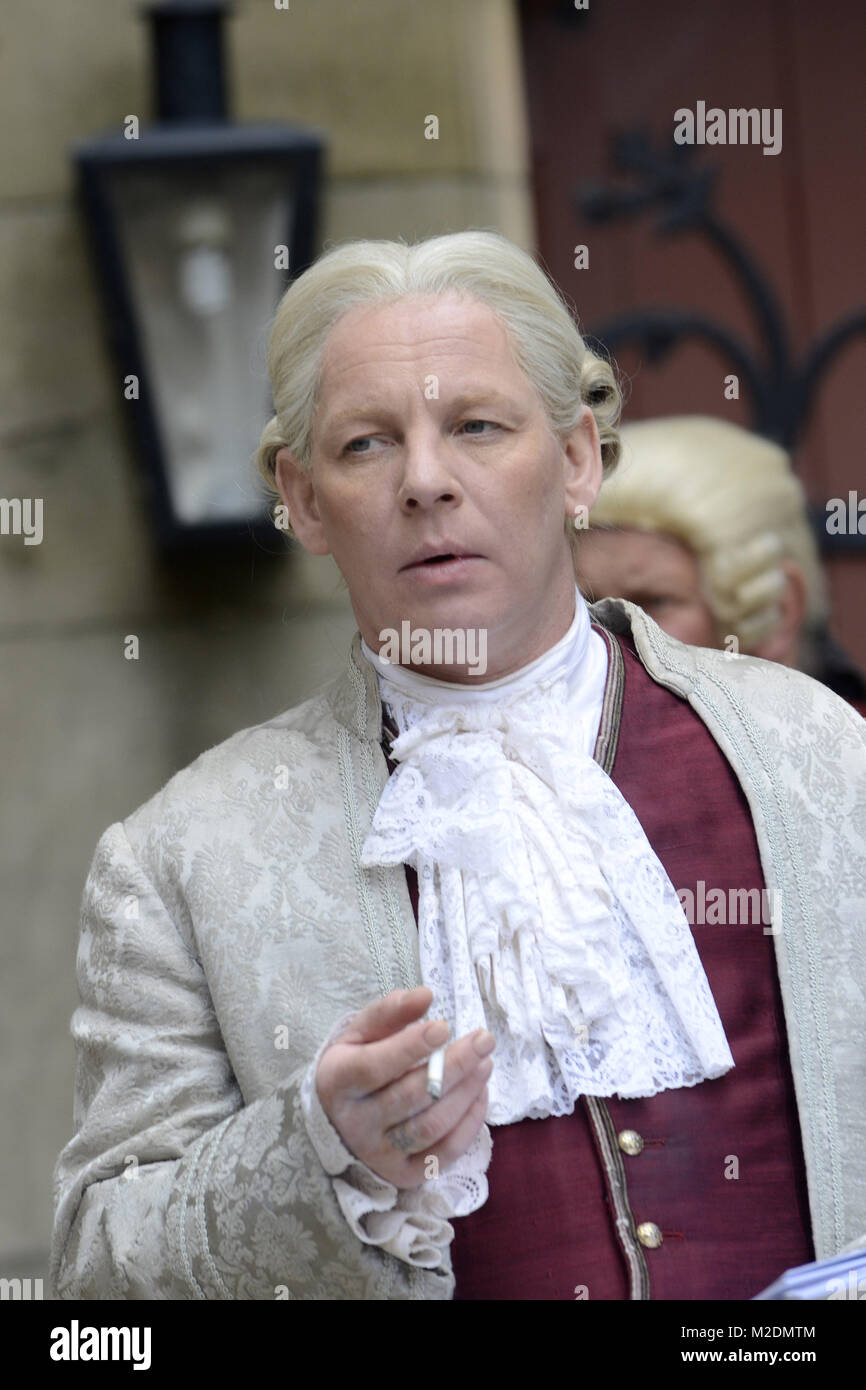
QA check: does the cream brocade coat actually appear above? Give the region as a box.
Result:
[50,599,866,1300]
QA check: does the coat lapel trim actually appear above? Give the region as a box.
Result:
[613,598,841,1257]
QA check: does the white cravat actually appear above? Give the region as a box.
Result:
[360,588,734,1123]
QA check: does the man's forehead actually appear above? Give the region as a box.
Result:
[315,297,531,424]
[321,293,512,370]
[582,528,700,582]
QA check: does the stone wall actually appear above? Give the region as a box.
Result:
[0,0,531,1283]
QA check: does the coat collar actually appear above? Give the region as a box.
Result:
[325,597,698,742]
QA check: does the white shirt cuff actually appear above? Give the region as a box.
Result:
[299,1011,491,1269]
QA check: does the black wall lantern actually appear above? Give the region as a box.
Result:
[73,0,324,547]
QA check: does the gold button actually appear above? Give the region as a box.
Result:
[617,1128,644,1156]
[636,1222,663,1249]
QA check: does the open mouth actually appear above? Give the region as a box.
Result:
[401,550,480,572]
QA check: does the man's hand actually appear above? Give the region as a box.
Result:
[316,986,494,1188]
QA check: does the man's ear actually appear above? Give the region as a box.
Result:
[751,560,808,667]
[273,448,331,555]
[562,406,603,524]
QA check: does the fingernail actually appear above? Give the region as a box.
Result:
[424,1020,449,1046]
[473,1030,495,1056]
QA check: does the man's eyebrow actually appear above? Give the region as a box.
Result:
[321,388,520,434]
[448,388,520,414]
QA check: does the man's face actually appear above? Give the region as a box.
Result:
[575,527,722,648]
[275,292,602,681]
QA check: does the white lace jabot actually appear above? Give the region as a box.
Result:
[360,588,734,1122]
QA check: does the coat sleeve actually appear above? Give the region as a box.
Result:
[49,820,455,1301]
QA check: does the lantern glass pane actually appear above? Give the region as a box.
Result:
[106,164,293,525]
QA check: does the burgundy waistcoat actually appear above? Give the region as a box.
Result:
[381,626,814,1299]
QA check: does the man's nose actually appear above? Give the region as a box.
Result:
[397,429,463,510]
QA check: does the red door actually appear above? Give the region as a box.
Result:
[519,0,866,669]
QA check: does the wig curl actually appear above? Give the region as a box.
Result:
[587,415,828,652]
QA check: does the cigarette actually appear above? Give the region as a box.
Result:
[426,1045,446,1100]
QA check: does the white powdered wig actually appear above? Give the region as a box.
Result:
[588,415,828,651]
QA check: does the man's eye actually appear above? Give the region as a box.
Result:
[342,436,378,455]
[460,419,497,435]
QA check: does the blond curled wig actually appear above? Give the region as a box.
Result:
[587,415,829,653]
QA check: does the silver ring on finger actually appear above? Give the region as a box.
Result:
[387,1120,417,1155]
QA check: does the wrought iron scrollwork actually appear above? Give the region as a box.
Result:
[574,132,866,554]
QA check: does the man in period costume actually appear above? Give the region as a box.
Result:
[50,232,866,1300]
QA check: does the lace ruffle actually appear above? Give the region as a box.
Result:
[361,674,735,1123]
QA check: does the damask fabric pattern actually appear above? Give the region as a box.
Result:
[50,600,866,1299]
[51,782,450,1299]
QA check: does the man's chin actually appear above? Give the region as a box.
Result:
[366,577,506,670]
[393,576,502,628]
